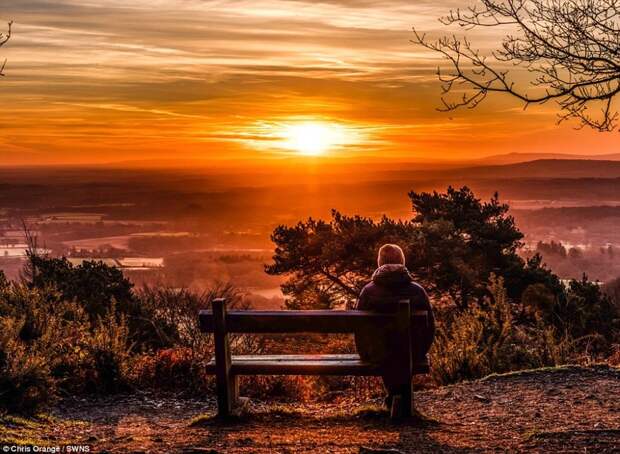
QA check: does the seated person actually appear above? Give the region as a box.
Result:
[355,244,435,407]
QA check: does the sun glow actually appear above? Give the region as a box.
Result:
[283,122,346,156]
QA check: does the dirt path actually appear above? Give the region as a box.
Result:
[2,365,619,453]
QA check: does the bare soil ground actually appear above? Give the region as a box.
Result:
[2,365,619,453]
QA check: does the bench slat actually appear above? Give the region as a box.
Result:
[227,354,361,361]
[199,310,406,334]
[231,359,380,376]
[205,354,430,376]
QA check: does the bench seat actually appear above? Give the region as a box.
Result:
[206,353,430,376]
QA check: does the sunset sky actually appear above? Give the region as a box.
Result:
[1,0,617,165]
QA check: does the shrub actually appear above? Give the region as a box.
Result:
[78,308,132,394]
[0,284,86,413]
[0,281,133,410]
[27,255,133,318]
[431,275,573,385]
[561,276,619,341]
[128,348,212,395]
[123,284,251,394]
[0,314,55,414]
[134,283,246,350]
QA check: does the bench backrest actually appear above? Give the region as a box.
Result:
[199,299,429,334]
[199,308,408,334]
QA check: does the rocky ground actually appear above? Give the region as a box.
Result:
[1,365,619,453]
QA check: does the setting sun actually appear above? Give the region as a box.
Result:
[283,122,345,156]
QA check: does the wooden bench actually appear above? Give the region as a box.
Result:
[199,298,430,418]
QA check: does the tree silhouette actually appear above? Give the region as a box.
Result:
[266,187,557,309]
[412,1,620,131]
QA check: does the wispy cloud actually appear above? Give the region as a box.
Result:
[0,0,615,164]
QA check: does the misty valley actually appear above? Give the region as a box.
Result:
[1,158,619,308]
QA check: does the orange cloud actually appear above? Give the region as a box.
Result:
[0,1,616,165]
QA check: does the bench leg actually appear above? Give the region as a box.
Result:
[389,385,413,419]
[391,300,414,419]
[232,374,239,403]
[390,395,401,419]
[213,298,239,418]
[402,382,413,418]
[216,373,239,418]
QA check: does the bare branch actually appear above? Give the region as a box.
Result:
[412,1,620,131]
[0,21,12,76]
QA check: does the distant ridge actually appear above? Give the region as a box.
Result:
[377,159,620,181]
[99,152,620,169]
[440,159,620,179]
[473,152,620,165]
[31,157,620,183]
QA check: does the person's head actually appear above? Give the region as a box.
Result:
[377,243,405,267]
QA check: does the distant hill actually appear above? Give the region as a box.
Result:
[456,159,620,179]
[382,159,620,181]
[472,152,620,166]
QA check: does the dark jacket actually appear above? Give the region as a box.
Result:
[354,264,435,364]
